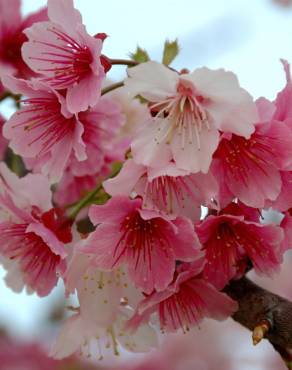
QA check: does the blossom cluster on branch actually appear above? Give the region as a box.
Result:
[0,0,292,362]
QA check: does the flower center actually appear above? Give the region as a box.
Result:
[159,281,204,332]
[0,222,61,277]
[151,79,210,149]
[143,174,199,215]
[29,26,93,88]
[214,134,274,185]
[113,211,171,270]
[13,95,75,154]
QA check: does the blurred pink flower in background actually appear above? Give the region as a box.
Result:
[0,0,47,93]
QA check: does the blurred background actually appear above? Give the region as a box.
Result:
[1,0,292,369]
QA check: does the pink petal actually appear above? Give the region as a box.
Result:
[256,97,276,121]
[131,118,172,168]
[125,61,177,102]
[66,74,102,114]
[26,222,67,258]
[81,223,122,270]
[103,159,145,196]
[89,196,142,225]
[270,171,292,212]
[171,125,219,173]
[172,217,203,261]
[186,67,257,138]
[188,279,238,320]
[47,0,82,32]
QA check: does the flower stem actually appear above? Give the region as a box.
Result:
[68,185,102,220]
[101,81,124,95]
[110,58,138,67]
[67,163,122,219]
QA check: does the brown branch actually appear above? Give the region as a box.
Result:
[109,58,138,67]
[101,81,124,95]
[225,277,292,368]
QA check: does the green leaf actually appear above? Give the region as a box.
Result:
[162,39,180,66]
[129,46,150,63]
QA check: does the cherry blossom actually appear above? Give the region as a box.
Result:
[51,251,157,359]
[127,258,237,333]
[125,61,258,173]
[212,119,292,208]
[2,75,125,182]
[0,0,291,364]
[80,196,203,294]
[22,0,105,113]
[0,162,71,296]
[104,159,218,221]
[2,75,87,182]
[262,60,292,211]
[196,203,285,290]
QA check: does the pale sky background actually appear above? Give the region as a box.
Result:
[1,0,292,368]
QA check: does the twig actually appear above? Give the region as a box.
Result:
[109,58,138,67]
[225,277,292,369]
[101,81,124,95]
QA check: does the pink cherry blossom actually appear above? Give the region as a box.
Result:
[124,61,258,173]
[127,258,237,333]
[2,75,86,182]
[51,250,157,359]
[196,203,285,290]
[0,0,47,80]
[0,162,71,296]
[104,159,218,221]
[3,75,124,182]
[22,0,105,113]
[80,196,203,294]
[211,119,292,208]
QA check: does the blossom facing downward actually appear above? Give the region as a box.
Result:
[80,196,203,294]
[128,258,238,333]
[212,119,292,208]
[22,0,105,113]
[196,204,284,290]
[0,163,71,296]
[104,159,218,221]
[2,76,86,182]
[125,61,257,173]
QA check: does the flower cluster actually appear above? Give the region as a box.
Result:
[0,0,291,362]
